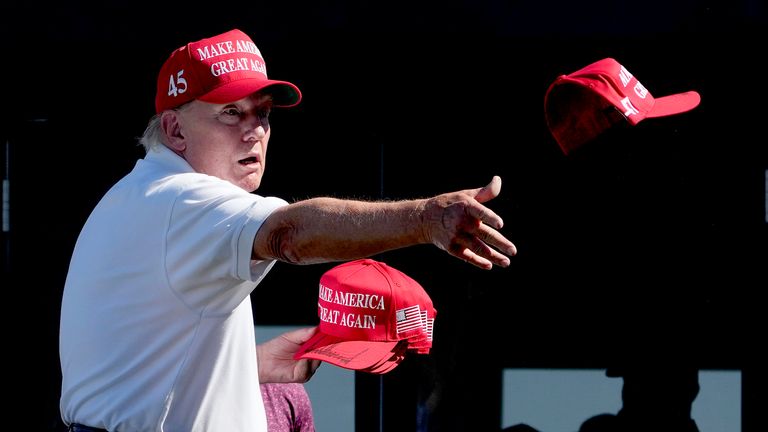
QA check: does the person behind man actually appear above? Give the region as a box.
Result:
[578,365,701,432]
[58,28,517,432]
[261,383,315,432]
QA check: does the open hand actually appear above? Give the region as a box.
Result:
[422,175,517,270]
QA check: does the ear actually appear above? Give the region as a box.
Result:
[160,110,186,152]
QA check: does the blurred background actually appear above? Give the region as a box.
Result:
[2,1,765,431]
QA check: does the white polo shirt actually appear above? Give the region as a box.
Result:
[59,145,288,431]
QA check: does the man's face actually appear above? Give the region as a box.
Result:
[172,92,274,192]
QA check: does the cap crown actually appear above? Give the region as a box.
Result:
[545,58,700,155]
[316,259,430,342]
[155,29,300,113]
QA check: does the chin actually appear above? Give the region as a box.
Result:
[241,178,262,192]
[229,170,261,191]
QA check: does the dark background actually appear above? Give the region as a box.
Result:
[2,1,765,431]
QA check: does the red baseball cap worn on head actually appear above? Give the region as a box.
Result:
[155,28,301,113]
[294,259,436,374]
[544,57,701,155]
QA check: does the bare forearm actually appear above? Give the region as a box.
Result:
[253,176,517,270]
[254,197,429,264]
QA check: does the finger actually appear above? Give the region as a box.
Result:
[464,201,505,230]
[457,176,501,204]
[449,235,510,270]
[467,241,512,269]
[472,175,502,204]
[476,223,517,256]
[293,326,319,344]
[295,359,320,383]
[456,248,493,270]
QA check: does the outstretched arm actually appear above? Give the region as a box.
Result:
[253,176,517,270]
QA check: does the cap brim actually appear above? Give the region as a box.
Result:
[367,357,404,374]
[646,91,701,118]
[198,78,302,107]
[361,341,408,374]
[293,332,399,371]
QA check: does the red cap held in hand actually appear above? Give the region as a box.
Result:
[294,259,436,374]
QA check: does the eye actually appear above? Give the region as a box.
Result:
[221,106,241,117]
[218,106,242,125]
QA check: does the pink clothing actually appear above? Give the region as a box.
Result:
[261,383,316,432]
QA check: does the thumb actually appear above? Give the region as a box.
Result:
[288,326,319,345]
[473,175,502,203]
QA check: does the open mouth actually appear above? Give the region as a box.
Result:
[239,157,258,165]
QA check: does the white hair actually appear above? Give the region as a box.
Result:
[138,103,191,153]
[137,114,163,153]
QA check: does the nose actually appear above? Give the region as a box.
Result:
[243,115,268,141]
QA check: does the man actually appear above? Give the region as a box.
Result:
[59,28,516,431]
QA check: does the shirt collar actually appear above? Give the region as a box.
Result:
[144,144,195,174]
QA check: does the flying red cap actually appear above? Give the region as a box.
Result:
[544,57,701,155]
[294,259,436,374]
[155,29,301,113]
